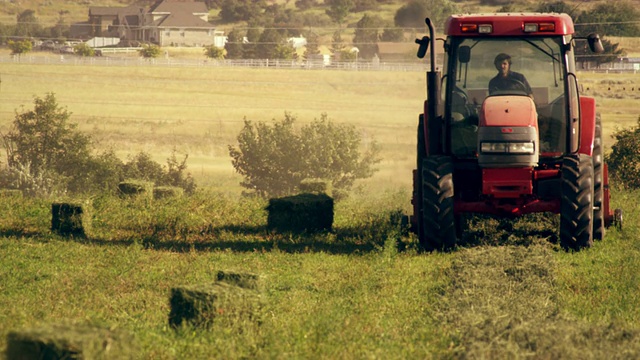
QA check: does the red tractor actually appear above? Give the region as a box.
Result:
[411,13,623,251]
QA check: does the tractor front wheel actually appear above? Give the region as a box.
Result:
[560,154,594,251]
[420,156,457,251]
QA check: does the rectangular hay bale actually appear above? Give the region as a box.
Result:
[266,193,333,233]
[5,323,137,360]
[216,271,261,291]
[153,186,184,199]
[51,202,91,238]
[117,180,154,198]
[169,282,261,329]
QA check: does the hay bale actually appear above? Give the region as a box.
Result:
[117,180,154,198]
[5,323,137,360]
[168,282,261,329]
[51,202,90,238]
[266,193,333,233]
[153,186,184,199]
[216,271,261,291]
[0,189,23,199]
[299,178,332,196]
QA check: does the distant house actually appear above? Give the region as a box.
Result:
[143,0,218,46]
[74,0,219,47]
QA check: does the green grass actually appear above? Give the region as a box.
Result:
[1,188,639,358]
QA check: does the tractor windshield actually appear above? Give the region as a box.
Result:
[446,37,568,157]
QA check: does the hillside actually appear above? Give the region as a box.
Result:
[2,0,640,27]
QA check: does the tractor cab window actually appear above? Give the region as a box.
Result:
[446,37,567,156]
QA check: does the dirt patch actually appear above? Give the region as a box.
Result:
[433,244,640,358]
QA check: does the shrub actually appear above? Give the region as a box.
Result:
[204,45,224,59]
[606,116,640,188]
[139,44,161,58]
[7,39,32,55]
[0,94,196,196]
[228,113,380,198]
[74,42,95,57]
[0,93,92,196]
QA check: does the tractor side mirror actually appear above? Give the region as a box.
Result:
[415,36,430,59]
[587,33,604,54]
[458,46,471,63]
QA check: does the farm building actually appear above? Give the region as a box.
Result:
[71,0,220,47]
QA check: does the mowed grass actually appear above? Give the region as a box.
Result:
[0,188,639,358]
[1,59,640,358]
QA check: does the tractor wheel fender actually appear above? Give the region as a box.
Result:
[578,96,597,156]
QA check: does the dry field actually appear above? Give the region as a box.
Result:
[0,51,638,193]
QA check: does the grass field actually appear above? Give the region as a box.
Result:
[1,57,640,358]
[1,56,638,191]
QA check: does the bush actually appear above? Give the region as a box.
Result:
[74,43,95,57]
[0,94,196,196]
[204,45,224,59]
[7,39,32,55]
[139,44,161,58]
[228,113,380,198]
[606,116,640,189]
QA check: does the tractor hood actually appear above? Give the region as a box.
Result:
[477,95,539,168]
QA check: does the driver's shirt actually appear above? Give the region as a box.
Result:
[488,71,532,95]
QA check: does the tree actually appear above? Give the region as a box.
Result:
[394,0,459,29]
[256,27,294,59]
[534,1,575,15]
[243,27,261,59]
[326,0,354,27]
[7,39,32,55]
[295,0,318,10]
[353,14,382,59]
[219,0,266,23]
[15,9,42,38]
[576,2,640,37]
[354,0,378,12]
[330,30,346,55]
[224,28,244,59]
[380,27,404,42]
[228,113,380,198]
[0,93,92,195]
[204,45,225,59]
[576,37,625,68]
[303,30,321,60]
[606,116,640,189]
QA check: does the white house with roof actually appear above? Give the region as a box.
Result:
[77,0,220,47]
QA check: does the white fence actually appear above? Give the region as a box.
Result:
[0,54,430,72]
[1,53,637,73]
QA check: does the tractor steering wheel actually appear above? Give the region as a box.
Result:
[490,79,530,96]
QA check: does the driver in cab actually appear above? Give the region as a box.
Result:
[488,53,533,97]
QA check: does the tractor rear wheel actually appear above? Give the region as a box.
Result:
[421,156,457,251]
[560,154,594,251]
[593,114,604,240]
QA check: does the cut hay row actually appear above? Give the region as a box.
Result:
[433,244,640,357]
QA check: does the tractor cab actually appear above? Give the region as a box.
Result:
[441,14,583,160]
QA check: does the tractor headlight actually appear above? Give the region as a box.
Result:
[480,142,535,154]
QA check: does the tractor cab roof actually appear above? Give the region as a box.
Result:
[445,13,575,37]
